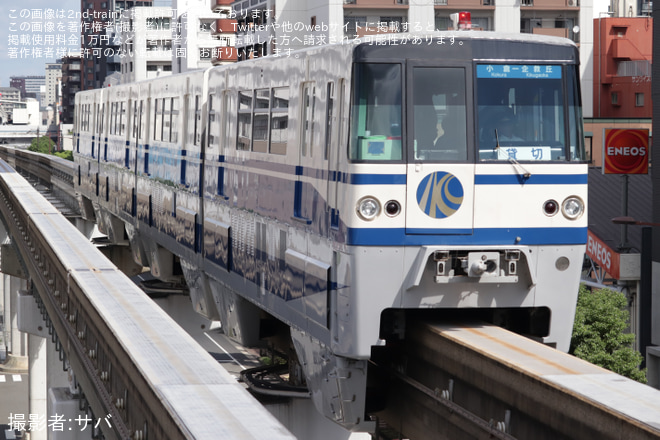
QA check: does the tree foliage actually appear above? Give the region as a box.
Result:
[28,136,73,161]
[570,285,647,383]
[29,135,55,154]
[54,150,73,161]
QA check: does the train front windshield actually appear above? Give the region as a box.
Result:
[475,64,584,161]
[348,62,585,163]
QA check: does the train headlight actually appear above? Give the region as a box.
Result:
[561,197,584,220]
[357,197,380,221]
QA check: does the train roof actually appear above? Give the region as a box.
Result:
[347,31,579,63]
[76,31,578,98]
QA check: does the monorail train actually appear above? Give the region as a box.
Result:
[74,31,587,431]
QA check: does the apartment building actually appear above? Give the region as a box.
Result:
[120,6,174,82]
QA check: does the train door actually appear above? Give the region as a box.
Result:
[94,97,103,198]
[404,62,475,235]
[294,82,316,223]
[327,79,345,231]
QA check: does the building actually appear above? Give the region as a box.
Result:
[173,0,235,73]
[80,0,154,90]
[212,0,238,64]
[61,55,82,124]
[228,0,596,110]
[582,15,652,166]
[0,88,23,124]
[45,62,63,110]
[592,16,652,119]
[120,6,174,82]
[9,76,45,107]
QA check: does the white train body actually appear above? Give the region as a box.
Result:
[74,32,587,430]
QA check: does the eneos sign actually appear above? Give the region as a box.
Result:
[603,128,649,174]
[587,231,616,277]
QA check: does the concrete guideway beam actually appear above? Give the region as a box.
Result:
[380,322,660,440]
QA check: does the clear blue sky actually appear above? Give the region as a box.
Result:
[0,0,81,86]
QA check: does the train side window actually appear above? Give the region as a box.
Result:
[107,103,112,135]
[154,99,161,141]
[208,94,217,148]
[171,97,179,143]
[301,82,316,157]
[110,102,117,135]
[112,102,117,135]
[98,104,104,134]
[139,100,145,142]
[567,66,585,161]
[237,90,252,151]
[132,101,139,140]
[194,95,201,146]
[163,98,172,142]
[252,89,270,153]
[119,101,126,136]
[93,103,98,133]
[270,87,289,155]
[324,82,334,161]
[349,63,402,161]
[83,104,87,132]
[221,91,231,151]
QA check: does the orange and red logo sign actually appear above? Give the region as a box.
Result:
[587,230,621,279]
[603,129,649,174]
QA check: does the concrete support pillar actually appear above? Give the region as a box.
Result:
[28,334,47,440]
[3,274,28,372]
[18,289,73,439]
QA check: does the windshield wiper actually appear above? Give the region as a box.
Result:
[493,128,532,181]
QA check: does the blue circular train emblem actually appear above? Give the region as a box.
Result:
[416,171,464,218]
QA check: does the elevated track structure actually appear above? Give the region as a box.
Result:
[0,146,295,439]
[372,321,660,440]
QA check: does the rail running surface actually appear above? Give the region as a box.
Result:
[374,321,660,440]
[0,157,295,440]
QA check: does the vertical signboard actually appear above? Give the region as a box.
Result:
[603,128,650,174]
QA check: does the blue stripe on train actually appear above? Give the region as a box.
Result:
[348,174,587,186]
[474,174,588,185]
[346,227,588,246]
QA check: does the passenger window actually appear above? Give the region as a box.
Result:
[412,67,467,161]
[208,94,217,148]
[349,63,402,161]
[270,87,289,155]
[301,83,315,157]
[237,91,252,150]
[252,89,270,153]
[154,99,161,141]
[194,95,201,146]
[171,97,179,143]
[324,82,334,161]
[119,101,126,136]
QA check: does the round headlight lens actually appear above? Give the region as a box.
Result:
[357,197,380,221]
[562,197,584,220]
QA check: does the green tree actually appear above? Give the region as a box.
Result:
[29,135,55,154]
[570,285,647,383]
[54,150,73,161]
